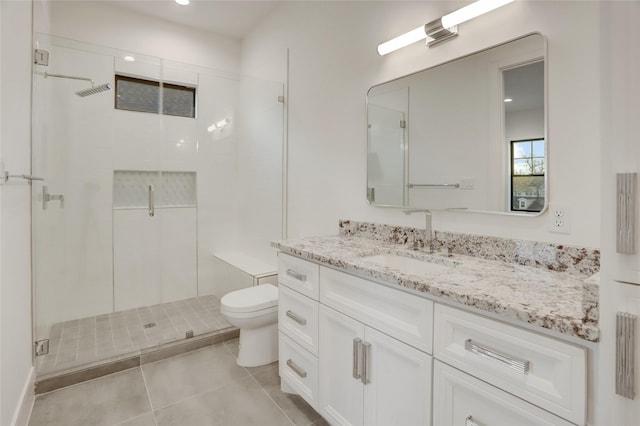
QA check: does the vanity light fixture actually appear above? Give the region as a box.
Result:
[504,98,513,102]
[377,0,515,56]
[175,0,190,6]
[207,118,230,132]
[123,55,135,62]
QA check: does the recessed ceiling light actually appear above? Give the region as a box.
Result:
[175,0,190,5]
[124,56,135,62]
[504,98,513,102]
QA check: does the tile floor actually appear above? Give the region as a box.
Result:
[37,295,230,375]
[29,339,328,426]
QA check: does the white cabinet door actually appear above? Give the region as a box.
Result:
[433,360,574,426]
[363,327,432,426]
[319,305,365,426]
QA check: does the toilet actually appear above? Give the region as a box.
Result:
[220,283,279,367]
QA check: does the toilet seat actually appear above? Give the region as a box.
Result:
[220,283,278,314]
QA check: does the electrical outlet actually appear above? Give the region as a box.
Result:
[548,204,571,234]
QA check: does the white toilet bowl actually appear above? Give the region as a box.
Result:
[220,284,279,367]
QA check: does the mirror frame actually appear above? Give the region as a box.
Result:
[366,32,548,216]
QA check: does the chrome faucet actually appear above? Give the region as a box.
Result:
[403,209,434,253]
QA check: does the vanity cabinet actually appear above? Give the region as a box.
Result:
[278,254,320,409]
[433,304,586,425]
[277,252,588,426]
[319,304,432,426]
[318,265,433,425]
[433,360,574,426]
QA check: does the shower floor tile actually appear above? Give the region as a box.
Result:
[37,294,231,376]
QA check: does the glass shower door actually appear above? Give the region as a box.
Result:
[31,34,166,374]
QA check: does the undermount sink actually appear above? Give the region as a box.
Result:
[361,253,454,275]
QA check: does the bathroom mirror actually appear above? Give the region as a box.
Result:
[367,33,546,214]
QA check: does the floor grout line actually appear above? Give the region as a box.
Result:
[31,337,325,426]
[246,365,297,426]
[139,366,159,426]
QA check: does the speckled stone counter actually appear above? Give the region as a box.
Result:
[272,225,600,343]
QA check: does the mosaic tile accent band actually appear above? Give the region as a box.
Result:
[113,170,197,208]
[339,219,600,277]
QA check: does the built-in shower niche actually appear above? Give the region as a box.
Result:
[113,170,197,209]
[113,170,198,312]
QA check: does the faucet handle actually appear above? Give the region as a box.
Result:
[411,233,423,250]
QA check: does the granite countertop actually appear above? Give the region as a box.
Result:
[272,235,599,343]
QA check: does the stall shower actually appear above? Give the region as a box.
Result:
[31,34,284,377]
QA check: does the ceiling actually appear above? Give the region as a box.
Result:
[503,60,544,114]
[108,0,281,39]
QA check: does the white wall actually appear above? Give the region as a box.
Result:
[39,1,241,74]
[1,1,35,425]
[596,2,640,425]
[242,0,601,248]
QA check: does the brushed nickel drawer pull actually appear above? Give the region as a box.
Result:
[148,184,155,217]
[465,415,481,426]
[285,269,306,281]
[361,341,372,385]
[353,338,362,379]
[286,359,307,378]
[465,339,530,374]
[286,310,307,326]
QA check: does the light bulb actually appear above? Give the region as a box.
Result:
[378,26,431,56]
[441,0,514,29]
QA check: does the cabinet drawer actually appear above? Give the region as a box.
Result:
[320,266,433,354]
[433,360,574,426]
[278,254,319,300]
[279,332,319,410]
[279,284,319,356]
[434,304,586,425]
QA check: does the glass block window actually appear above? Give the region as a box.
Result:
[511,138,545,212]
[115,75,196,118]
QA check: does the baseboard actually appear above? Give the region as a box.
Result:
[12,366,35,426]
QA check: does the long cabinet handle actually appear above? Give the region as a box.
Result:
[353,338,362,379]
[465,339,530,374]
[286,359,307,378]
[465,415,481,426]
[148,184,155,217]
[286,310,307,326]
[361,342,372,384]
[285,269,306,281]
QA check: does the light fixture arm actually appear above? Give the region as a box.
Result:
[425,19,458,48]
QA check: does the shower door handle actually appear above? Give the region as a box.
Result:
[42,185,64,209]
[148,185,155,217]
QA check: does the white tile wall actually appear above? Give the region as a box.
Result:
[32,34,283,346]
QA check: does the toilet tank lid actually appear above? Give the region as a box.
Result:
[221,284,278,313]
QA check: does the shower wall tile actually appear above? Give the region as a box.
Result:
[112,110,163,170]
[113,208,197,311]
[162,114,198,172]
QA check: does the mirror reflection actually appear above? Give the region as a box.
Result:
[367,34,546,214]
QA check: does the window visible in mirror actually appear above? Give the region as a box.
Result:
[511,139,545,212]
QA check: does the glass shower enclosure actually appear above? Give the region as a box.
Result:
[31,34,284,376]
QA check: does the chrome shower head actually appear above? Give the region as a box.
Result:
[75,83,112,97]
